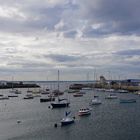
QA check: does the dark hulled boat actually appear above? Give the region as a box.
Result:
[51,99,70,108]
[51,70,70,108]
[40,97,55,102]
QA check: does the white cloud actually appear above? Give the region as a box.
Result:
[0,0,140,80]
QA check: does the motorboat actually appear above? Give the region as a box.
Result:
[61,111,74,126]
[23,94,34,99]
[73,92,84,97]
[105,94,117,99]
[90,98,102,105]
[120,99,136,103]
[78,108,91,116]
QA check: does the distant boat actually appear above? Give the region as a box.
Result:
[120,99,136,103]
[90,98,102,105]
[8,95,18,98]
[61,111,74,126]
[66,89,79,93]
[9,89,17,93]
[23,94,34,99]
[40,97,55,102]
[94,95,99,98]
[78,108,91,116]
[73,92,83,97]
[51,99,70,108]
[105,94,117,99]
[41,91,50,95]
[105,89,115,92]
[52,90,64,96]
[23,96,34,99]
[27,88,33,93]
[14,90,22,94]
[118,90,128,93]
[81,87,92,90]
[0,96,9,100]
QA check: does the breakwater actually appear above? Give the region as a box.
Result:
[0,81,40,89]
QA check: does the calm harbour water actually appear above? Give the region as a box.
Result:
[0,82,140,140]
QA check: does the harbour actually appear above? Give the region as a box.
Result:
[0,81,140,140]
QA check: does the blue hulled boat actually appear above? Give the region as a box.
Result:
[61,111,74,126]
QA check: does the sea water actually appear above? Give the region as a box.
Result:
[0,81,140,140]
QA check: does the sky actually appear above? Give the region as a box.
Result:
[0,0,140,81]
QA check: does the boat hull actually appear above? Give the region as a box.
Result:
[40,98,55,102]
[78,112,91,116]
[91,102,102,105]
[51,102,70,108]
[120,99,136,103]
[61,120,74,126]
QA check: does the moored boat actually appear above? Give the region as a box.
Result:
[120,99,136,103]
[8,95,18,97]
[23,94,34,99]
[51,99,70,108]
[0,96,9,100]
[78,108,91,116]
[90,98,102,105]
[73,92,84,97]
[118,89,128,93]
[51,70,70,108]
[61,117,74,126]
[105,94,117,99]
[14,90,22,94]
[23,96,34,99]
[40,97,55,102]
[61,111,74,126]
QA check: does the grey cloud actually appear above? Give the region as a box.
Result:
[44,54,82,62]
[0,0,140,37]
[82,0,140,36]
[114,49,140,56]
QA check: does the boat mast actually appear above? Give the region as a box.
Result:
[12,76,14,90]
[57,70,59,91]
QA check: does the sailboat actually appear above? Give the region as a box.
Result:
[61,111,74,126]
[51,70,70,108]
[9,77,21,94]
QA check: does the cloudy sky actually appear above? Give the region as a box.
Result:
[0,0,140,81]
